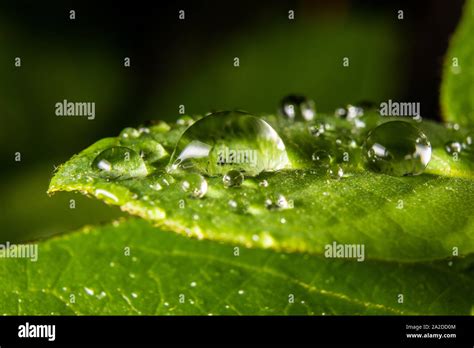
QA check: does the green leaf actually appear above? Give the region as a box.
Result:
[441,0,474,126]
[48,114,474,262]
[1,218,472,315]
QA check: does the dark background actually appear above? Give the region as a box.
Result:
[0,0,465,242]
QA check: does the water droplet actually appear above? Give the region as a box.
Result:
[131,292,138,298]
[97,291,107,299]
[223,170,244,187]
[92,146,148,179]
[190,281,197,287]
[446,122,460,131]
[265,194,292,210]
[363,121,431,176]
[259,179,269,187]
[346,104,364,120]
[135,139,167,163]
[326,165,344,179]
[280,218,287,224]
[464,133,473,149]
[119,127,140,139]
[311,150,332,168]
[238,290,245,295]
[95,189,119,203]
[158,173,175,186]
[181,173,208,198]
[176,115,195,127]
[149,182,163,191]
[84,287,94,296]
[279,95,316,121]
[308,122,325,137]
[228,199,238,209]
[334,107,346,118]
[168,111,290,176]
[445,141,462,155]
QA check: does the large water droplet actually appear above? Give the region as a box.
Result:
[92,146,148,179]
[363,121,431,176]
[168,111,290,176]
[181,173,208,198]
[279,95,315,121]
[223,170,244,187]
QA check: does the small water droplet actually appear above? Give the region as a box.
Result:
[168,111,289,176]
[346,104,364,120]
[280,217,287,224]
[463,132,473,149]
[119,127,140,139]
[363,121,431,176]
[334,107,346,118]
[311,150,332,168]
[148,182,163,191]
[95,188,119,203]
[131,292,138,298]
[97,291,107,299]
[446,122,460,131]
[136,139,167,163]
[190,281,197,287]
[279,95,316,121]
[228,199,238,209]
[445,141,462,155]
[265,194,292,210]
[181,173,208,198]
[223,170,244,187]
[326,165,344,179]
[176,115,195,127]
[138,126,150,134]
[259,179,269,187]
[238,290,245,295]
[92,146,148,180]
[308,122,325,137]
[84,287,94,296]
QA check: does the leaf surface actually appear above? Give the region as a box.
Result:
[48,114,474,262]
[1,218,472,315]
